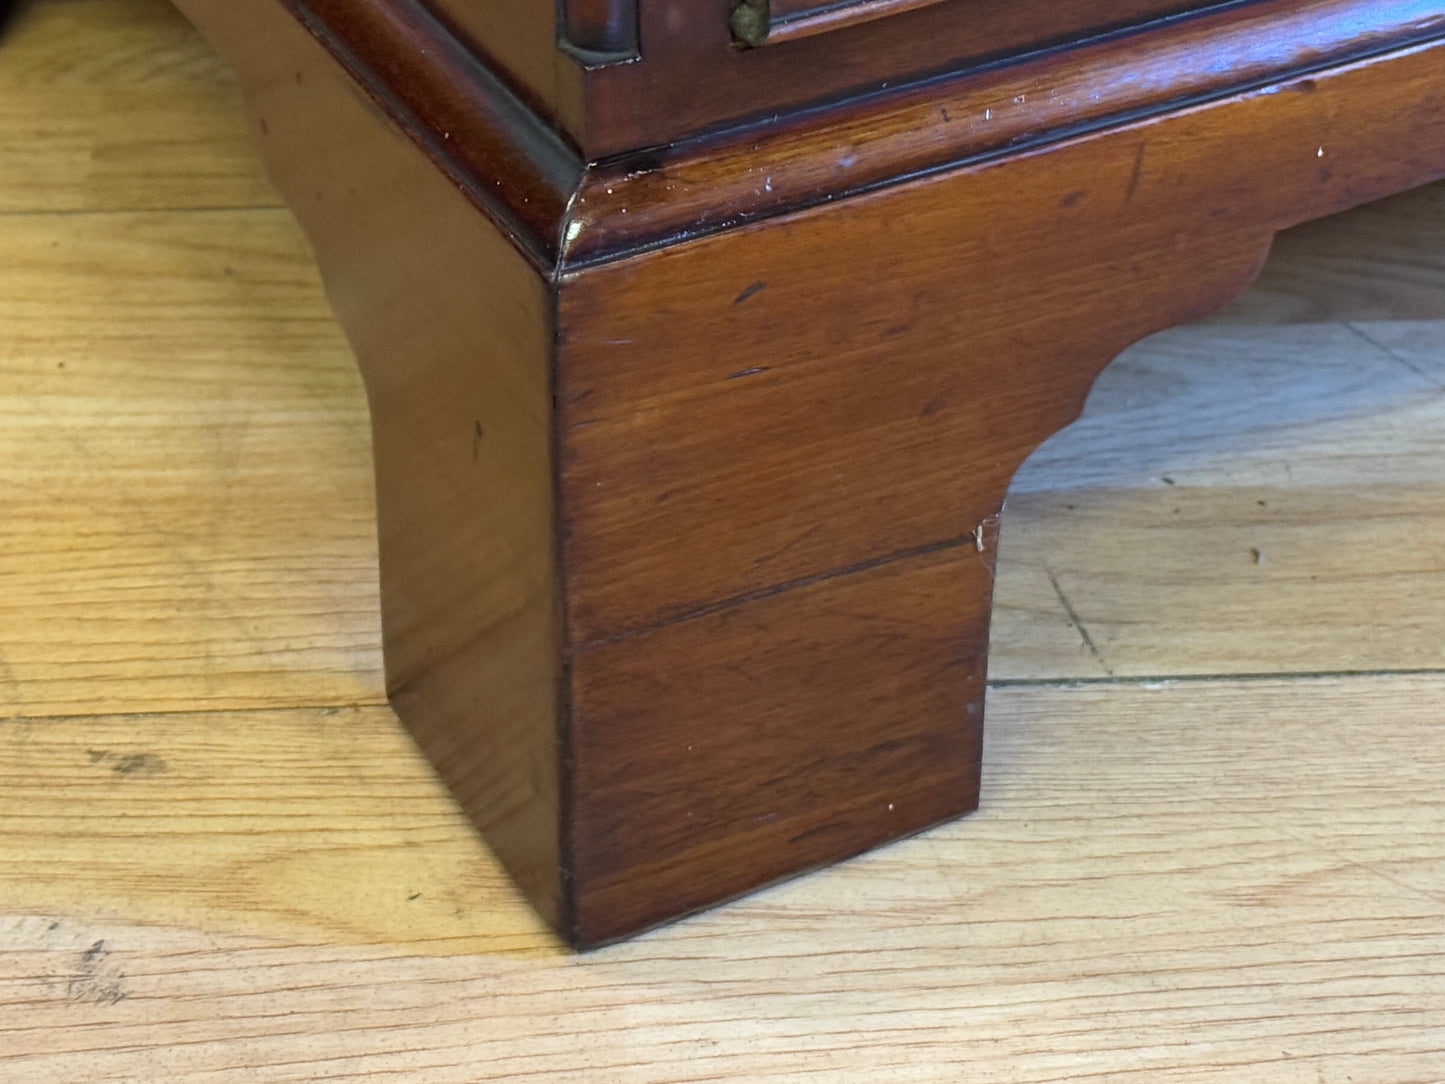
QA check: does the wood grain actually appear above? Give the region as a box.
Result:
[558,30,1445,644]
[177,0,569,927]
[571,0,1445,264]
[172,0,1445,941]
[554,13,1445,932]
[0,0,275,213]
[569,540,993,944]
[218,0,1445,273]
[997,187,1445,681]
[1,679,1442,1080]
[2,0,1444,1069]
[0,208,382,716]
[585,0,1229,156]
[0,707,555,954]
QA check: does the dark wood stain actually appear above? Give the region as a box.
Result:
[179,0,568,931]
[172,0,1445,946]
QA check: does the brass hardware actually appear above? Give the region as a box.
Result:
[730,0,770,46]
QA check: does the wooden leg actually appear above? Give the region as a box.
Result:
[170,0,571,929]
[551,192,1273,942]
[567,531,997,942]
[173,0,1445,945]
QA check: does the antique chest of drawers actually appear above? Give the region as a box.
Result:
[172,0,1445,945]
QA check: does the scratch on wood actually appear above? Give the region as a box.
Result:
[733,280,767,305]
[1125,143,1147,205]
[86,750,167,776]
[787,821,850,846]
[112,753,166,776]
[1046,567,1114,676]
[65,939,128,1006]
[577,529,982,653]
[753,524,822,569]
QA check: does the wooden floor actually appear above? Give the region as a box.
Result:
[2,2,1443,1079]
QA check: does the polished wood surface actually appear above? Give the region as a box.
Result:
[181,0,569,928]
[284,0,583,269]
[551,8,1445,937]
[169,0,1445,942]
[2,0,1444,1071]
[584,0,1225,155]
[321,0,1232,158]
[249,0,1445,271]
[570,0,1445,263]
[568,539,994,943]
[420,0,572,121]
[555,4,1445,637]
